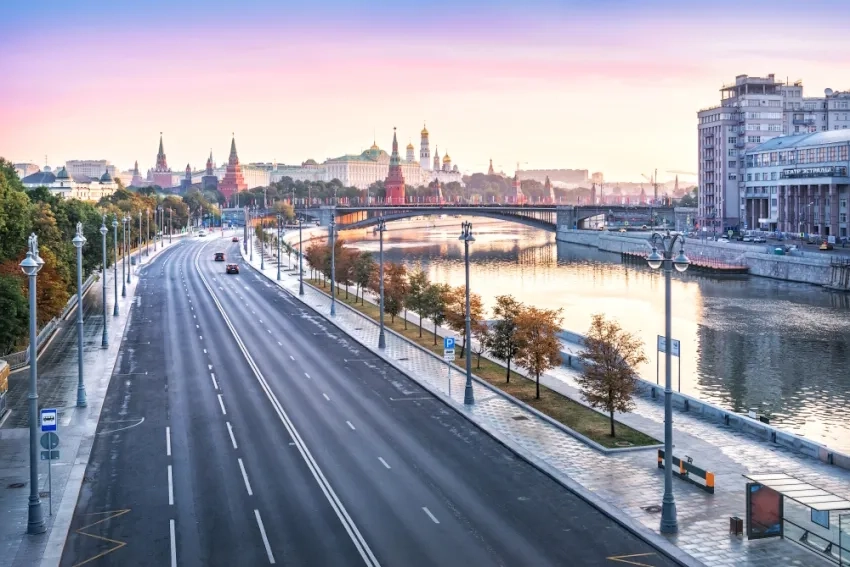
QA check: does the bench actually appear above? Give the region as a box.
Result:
[657,450,715,494]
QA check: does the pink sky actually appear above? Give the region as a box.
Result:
[2,3,849,182]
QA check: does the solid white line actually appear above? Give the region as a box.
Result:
[166,427,171,456]
[254,509,276,564]
[277,341,282,346]
[267,329,272,334]
[346,421,355,430]
[422,507,440,524]
[218,394,227,415]
[226,421,237,449]
[378,457,391,469]
[238,458,253,496]
[290,355,295,361]
[323,393,330,401]
[170,519,177,567]
[211,373,219,390]
[167,465,174,505]
[305,373,310,379]
[203,349,207,354]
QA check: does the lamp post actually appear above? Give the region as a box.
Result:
[330,214,336,317]
[138,210,143,265]
[20,234,46,534]
[376,218,386,349]
[99,217,108,347]
[168,208,173,244]
[261,219,265,270]
[154,208,159,251]
[121,217,128,292]
[145,208,150,257]
[72,223,87,407]
[459,221,475,405]
[249,208,254,262]
[125,216,132,285]
[276,214,281,281]
[244,206,248,254]
[646,230,690,535]
[298,217,304,296]
[112,217,119,315]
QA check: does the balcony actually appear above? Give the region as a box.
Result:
[793,118,815,126]
[735,140,746,149]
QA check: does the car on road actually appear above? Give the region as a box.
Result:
[198,229,207,237]
[820,241,834,251]
[214,252,225,262]
[226,263,239,274]
[753,235,766,243]
[618,228,627,233]
[232,236,239,242]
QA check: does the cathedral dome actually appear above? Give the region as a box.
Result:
[99,169,112,183]
[406,142,414,150]
[442,153,451,163]
[56,166,70,180]
[421,124,428,136]
[370,141,380,151]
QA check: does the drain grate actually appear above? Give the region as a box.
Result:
[398,357,409,361]
[512,415,529,421]
[642,505,662,514]
[7,482,26,489]
[39,491,49,498]
[83,476,94,483]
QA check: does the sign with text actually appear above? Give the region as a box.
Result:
[657,335,681,357]
[780,166,847,179]
[40,408,57,432]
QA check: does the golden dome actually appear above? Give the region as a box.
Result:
[370,141,380,151]
[406,142,414,150]
[442,153,451,163]
[421,123,429,136]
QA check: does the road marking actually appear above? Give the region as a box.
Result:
[290,355,295,361]
[167,465,174,505]
[346,421,356,430]
[218,394,227,415]
[378,457,391,469]
[170,519,177,567]
[227,421,238,449]
[196,324,199,329]
[268,329,272,334]
[211,373,218,390]
[323,393,330,401]
[194,247,380,567]
[71,509,130,566]
[238,458,253,496]
[208,364,213,370]
[252,310,256,314]
[277,341,282,346]
[607,553,657,566]
[193,314,196,319]
[203,349,207,354]
[254,509,276,564]
[259,319,263,323]
[305,373,310,379]
[166,427,171,456]
[199,335,203,340]
[422,507,440,524]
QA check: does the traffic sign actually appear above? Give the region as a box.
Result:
[443,337,455,350]
[443,351,455,362]
[40,408,57,432]
[657,335,681,357]
[40,432,59,451]
[40,450,59,461]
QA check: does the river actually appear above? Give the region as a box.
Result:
[339,218,850,453]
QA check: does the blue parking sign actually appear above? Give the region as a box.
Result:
[444,337,455,350]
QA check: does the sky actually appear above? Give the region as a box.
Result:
[2,0,850,183]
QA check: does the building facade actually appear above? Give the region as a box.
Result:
[21,166,118,201]
[385,129,406,205]
[65,160,119,180]
[743,130,849,238]
[13,163,40,180]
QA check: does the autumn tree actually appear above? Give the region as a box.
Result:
[444,286,484,358]
[577,314,647,438]
[352,251,375,304]
[272,201,295,223]
[405,268,429,337]
[422,282,450,345]
[382,262,408,323]
[485,295,524,383]
[305,241,327,283]
[515,306,563,399]
[336,248,359,299]
[472,320,490,369]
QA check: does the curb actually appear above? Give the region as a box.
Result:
[240,247,705,567]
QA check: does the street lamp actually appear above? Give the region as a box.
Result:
[244,206,248,254]
[250,208,254,262]
[261,219,265,270]
[138,210,143,266]
[112,216,119,315]
[20,234,46,534]
[298,217,304,296]
[124,216,132,285]
[376,218,387,349]
[459,221,475,405]
[72,222,87,407]
[646,230,689,535]
[99,217,108,347]
[330,214,336,317]
[276,214,282,281]
[168,208,173,244]
[145,208,150,257]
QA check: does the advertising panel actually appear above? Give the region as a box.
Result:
[746,483,784,539]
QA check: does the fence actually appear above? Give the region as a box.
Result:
[0,273,96,370]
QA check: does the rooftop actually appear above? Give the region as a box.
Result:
[749,130,850,153]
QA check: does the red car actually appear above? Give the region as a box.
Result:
[232,236,239,242]
[214,252,225,262]
[226,264,239,274]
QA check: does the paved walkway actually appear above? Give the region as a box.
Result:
[0,237,183,567]
[249,235,848,567]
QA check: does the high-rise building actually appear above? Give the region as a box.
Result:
[384,128,406,205]
[218,135,247,204]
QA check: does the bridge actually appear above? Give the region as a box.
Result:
[292,204,676,232]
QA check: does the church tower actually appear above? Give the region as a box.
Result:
[419,123,431,170]
[131,160,144,187]
[406,141,415,163]
[442,151,451,172]
[219,135,247,205]
[180,164,193,192]
[384,128,406,205]
[487,159,494,176]
[152,133,173,188]
[512,166,526,204]
[433,146,440,171]
[202,150,219,192]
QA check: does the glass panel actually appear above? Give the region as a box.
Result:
[841,514,849,566]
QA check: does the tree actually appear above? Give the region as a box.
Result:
[405,268,429,337]
[514,306,563,399]
[0,274,27,354]
[382,262,407,323]
[472,320,490,369]
[422,282,450,345]
[485,295,524,383]
[336,248,359,300]
[576,314,647,438]
[444,286,483,358]
[305,241,327,284]
[272,201,295,223]
[353,252,376,304]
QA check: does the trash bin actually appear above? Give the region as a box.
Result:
[730,516,743,536]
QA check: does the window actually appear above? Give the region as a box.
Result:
[728,137,737,144]
[729,160,737,168]
[747,173,752,181]
[755,173,762,181]
[828,146,838,161]
[729,174,737,180]
[748,136,761,143]
[841,146,849,160]
[728,149,737,157]
[771,172,778,180]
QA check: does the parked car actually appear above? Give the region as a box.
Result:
[819,241,834,251]
[214,252,225,261]
[753,235,766,243]
[198,230,207,237]
[226,264,239,274]
[232,236,239,242]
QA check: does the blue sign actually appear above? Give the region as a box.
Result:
[40,408,57,432]
[443,337,455,350]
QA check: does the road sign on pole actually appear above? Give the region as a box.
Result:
[443,336,456,361]
[39,409,58,516]
[40,408,57,432]
[40,432,59,451]
[656,335,681,357]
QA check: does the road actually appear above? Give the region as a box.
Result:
[60,234,678,567]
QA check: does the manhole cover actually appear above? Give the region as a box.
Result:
[615,441,634,447]
[83,476,94,483]
[7,482,26,489]
[512,416,529,421]
[642,505,662,514]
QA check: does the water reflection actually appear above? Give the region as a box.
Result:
[343,220,850,452]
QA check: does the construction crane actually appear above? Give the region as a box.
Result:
[641,169,659,203]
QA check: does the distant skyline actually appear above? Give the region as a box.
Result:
[2,0,849,182]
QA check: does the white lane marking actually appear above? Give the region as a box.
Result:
[422,507,440,524]
[166,427,171,456]
[193,314,196,319]
[203,349,207,354]
[277,341,282,346]
[211,373,218,390]
[290,355,295,361]
[238,458,253,496]
[208,365,213,370]
[218,394,227,415]
[267,329,272,334]
[305,373,310,379]
[170,519,177,567]
[252,310,256,314]
[323,393,330,401]
[259,319,263,323]
[254,509,276,564]
[199,335,203,340]
[378,457,391,469]
[226,421,238,449]
[196,324,199,329]
[346,421,356,431]
[194,247,380,567]
[167,465,174,505]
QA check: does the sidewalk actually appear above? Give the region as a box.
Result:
[0,237,183,567]
[248,236,846,567]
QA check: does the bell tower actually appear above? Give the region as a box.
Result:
[419,123,430,170]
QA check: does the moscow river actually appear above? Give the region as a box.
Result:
[341,218,850,453]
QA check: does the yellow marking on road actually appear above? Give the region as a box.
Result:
[72,509,131,566]
[607,552,658,566]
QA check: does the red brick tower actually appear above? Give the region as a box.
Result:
[384,128,406,205]
[219,134,247,205]
[152,133,173,189]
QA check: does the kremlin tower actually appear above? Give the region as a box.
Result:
[130,160,144,187]
[433,147,440,171]
[202,150,219,191]
[419,123,430,170]
[434,180,444,204]
[179,164,193,192]
[544,175,555,203]
[384,128,406,205]
[152,133,173,189]
[218,135,247,205]
[487,159,494,176]
[512,166,526,204]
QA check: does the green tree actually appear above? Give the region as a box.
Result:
[0,274,28,354]
[405,268,429,337]
[272,201,295,223]
[353,251,376,304]
[444,286,483,358]
[485,295,524,383]
[577,314,647,438]
[422,282,450,345]
[382,262,407,323]
[514,306,563,399]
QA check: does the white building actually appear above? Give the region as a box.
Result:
[65,159,119,180]
[20,166,119,201]
[269,160,325,183]
[743,131,849,238]
[13,163,40,180]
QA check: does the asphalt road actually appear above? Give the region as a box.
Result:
[60,233,679,567]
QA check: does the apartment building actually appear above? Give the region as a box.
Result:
[65,159,118,180]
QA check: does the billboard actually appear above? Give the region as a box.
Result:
[746,483,783,539]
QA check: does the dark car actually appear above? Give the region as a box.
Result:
[214,252,225,261]
[226,264,239,274]
[232,236,239,242]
